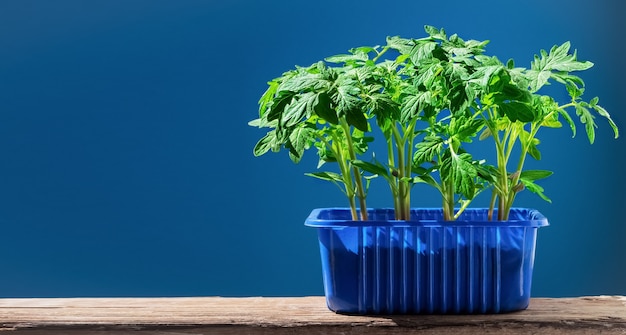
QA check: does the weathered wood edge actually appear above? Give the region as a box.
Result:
[0,296,624,333]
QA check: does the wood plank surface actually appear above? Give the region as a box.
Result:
[0,296,624,334]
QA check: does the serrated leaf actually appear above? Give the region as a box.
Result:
[369,93,400,127]
[451,117,484,142]
[557,108,577,137]
[386,36,415,55]
[541,117,562,128]
[499,101,535,122]
[441,152,478,199]
[282,92,317,127]
[575,104,597,144]
[258,81,279,117]
[315,143,336,167]
[400,90,431,122]
[278,72,327,93]
[313,92,338,124]
[288,125,315,161]
[414,136,444,164]
[253,131,277,156]
[591,103,620,139]
[424,25,447,41]
[529,42,593,92]
[351,133,374,155]
[266,91,295,122]
[520,179,552,203]
[448,82,469,114]
[409,40,437,64]
[325,52,369,64]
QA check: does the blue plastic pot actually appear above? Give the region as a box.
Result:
[305,208,549,315]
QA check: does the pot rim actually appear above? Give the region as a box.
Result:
[305,207,549,228]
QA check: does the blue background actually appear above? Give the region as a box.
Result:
[0,0,624,298]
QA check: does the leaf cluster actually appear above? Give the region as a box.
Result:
[250,25,619,221]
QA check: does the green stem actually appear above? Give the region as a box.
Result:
[453,200,473,220]
[391,124,410,220]
[488,190,497,221]
[372,46,390,63]
[404,119,418,220]
[505,120,544,212]
[339,118,368,221]
[386,131,400,216]
[442,179,455,221]
[331,132,358,220]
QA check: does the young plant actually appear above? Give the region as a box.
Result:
[250,61,375,221]
[387,27,491,221]
[383,26,618,221]
[324,45,418,221]
[473,41,619,220]
[251,25,619,222]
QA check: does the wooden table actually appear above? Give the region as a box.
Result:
[0,296,624,334]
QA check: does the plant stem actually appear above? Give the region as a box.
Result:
[404,119,418,220]
[372,46,390,63]
[386,131,400,216]
[488,190,497,221]
[331,131,358,220]
[339,118,368,221]
[391,124,410,220]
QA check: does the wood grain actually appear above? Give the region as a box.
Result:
[0,296,624,334]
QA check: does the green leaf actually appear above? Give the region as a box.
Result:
[520,179,552,203]
[448,82,469,114]
[305,171,347,196]
[499,101,535,122]
[266,91,295,121]
[590,102,620,139]
[478,127,492,140]
[442,152,478,200]
[369,93,400,127]
[528,42,593,92]
[325,52,369,64]
[450,117,484,142]
[351,131,374,155]
[575,104,597,144]
[414,136,444,164]
[313,92,338,124]
[345,107,369,132]
[501,83,533,103]
[409,40,437,64]
[400,90,431,122]
[258,81,279,117]
[352,160,389,178]
[282,92,317,127]
[557,108,576,138]
[541,117,562,128]
[305,171,343,182]
[520,170,553,181]
[528,142,542,160]
[386,36,415,55]
[253,131,276,156]
[424,25,447,41]
[412,174,441,191]
[315,142,337,167]
[287,125,316,162]
[278,72,327,93]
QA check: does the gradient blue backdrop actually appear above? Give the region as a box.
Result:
[0,0,624,298]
